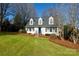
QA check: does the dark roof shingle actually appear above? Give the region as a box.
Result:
[25,16,59,28]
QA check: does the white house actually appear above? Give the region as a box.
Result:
[25,16,61,36]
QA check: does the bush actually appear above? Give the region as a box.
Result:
[19,29,26,33]
[64,25,73,39]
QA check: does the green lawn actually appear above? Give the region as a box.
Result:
[0,32,79,56]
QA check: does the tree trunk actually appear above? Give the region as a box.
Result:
[73,40,77,44]
[73,36,77,44]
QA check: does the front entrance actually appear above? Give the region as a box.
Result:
[38,27,41,34]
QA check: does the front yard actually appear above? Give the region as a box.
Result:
[0,32,79,56]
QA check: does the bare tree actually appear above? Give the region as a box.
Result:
[68,4,79,44]
[55,4,67,38]
[69,4,78,27]
[0,3,9,23]
[0,3,9,31]
[12,3,36,29]
[14,12,22,28]
[42,8,64,38]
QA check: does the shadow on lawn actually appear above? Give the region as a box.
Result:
[0,32,19,36]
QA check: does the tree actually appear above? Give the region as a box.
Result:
[68,4,79,44]
[42,8,64,37]
[13,3,36,29]
[14,13,22,29]
[0,3,9,23]
[0,3,36,32]
[0,3,9,31]
[2,18,10,31]
[69,4,78,27]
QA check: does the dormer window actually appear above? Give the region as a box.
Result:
[29,18,33,25]
[38,17,43,25]
[49,16,54,25]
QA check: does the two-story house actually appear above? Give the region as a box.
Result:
[25,16,61,36]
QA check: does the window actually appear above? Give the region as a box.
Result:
[45,28,49,32]
[32,28,34,31]
[55,28,57,32]
[46,28,52,32]
[29,18,33,25]
[29,28,31,31]
[53,27,57,32]
[27,28,30,31]
[28,28,34,31]
[50,28,52,32]
[30,21,32,24]
[31,27,34,31]
[27,28,28,31]
[45,28,47,32]
[38,17,43,25]
[49,16,54,25]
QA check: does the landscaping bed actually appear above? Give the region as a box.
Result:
[49,35,79,49]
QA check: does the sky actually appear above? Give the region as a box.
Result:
[34,3,56,17]
[7,3,70,24]
[6,3,79,27]
[7,3,57,20]
[34,3,79,26]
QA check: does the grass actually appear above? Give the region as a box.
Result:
[0,32,79,56]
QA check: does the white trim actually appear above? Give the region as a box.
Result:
[38,17,43,25]
[29,18,34,25]
[49,16,54,25]
[25,27,60,36]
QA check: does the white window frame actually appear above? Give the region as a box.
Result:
[49,16,54,25]
[29,18,33,25]
[38,17,43,25]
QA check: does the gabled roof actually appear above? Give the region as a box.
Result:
[25,16,59,28]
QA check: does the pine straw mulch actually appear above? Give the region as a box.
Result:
[49,35,79,49]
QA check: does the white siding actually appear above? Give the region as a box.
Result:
[41,28,45,35]
[25,28,35,34]
[56,28,61,36]
[25,27,60,36]
[34,28,39,34]
[44,27,60,36]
